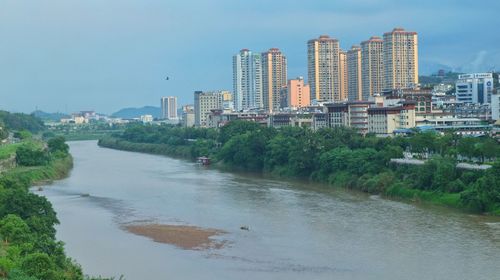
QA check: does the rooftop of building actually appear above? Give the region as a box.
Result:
[383,27,417,35]
[308,35,339,43]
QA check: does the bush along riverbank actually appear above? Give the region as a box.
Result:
[0,136,112,280]
[98,122,500,215]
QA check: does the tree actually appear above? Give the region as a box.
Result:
[20,253,56,280]
[15,145,50,166]
[0,214,31,244]
[47,136,69,154]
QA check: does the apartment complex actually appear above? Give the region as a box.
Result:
[160,96,178,120]
[347,46,362,101]
[262,48,287,112]
[307,35,341,102]
[361,36,384,100]
[287,77,310,108]
[194,90,227,127]
[383,28,419,90]
[233,49,263,111]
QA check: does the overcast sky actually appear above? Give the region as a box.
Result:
[1,0,499,114]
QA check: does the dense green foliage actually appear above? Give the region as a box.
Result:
[0,137,83,279]
[0,136,116,279]
[0,112,44,133]
[49,123,126,141]
[101,122,500,214]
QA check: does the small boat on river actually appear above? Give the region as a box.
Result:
[196,157,211,166]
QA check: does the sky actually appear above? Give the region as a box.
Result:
[1,0,499,114]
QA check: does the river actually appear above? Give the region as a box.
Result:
[41,141,500,280]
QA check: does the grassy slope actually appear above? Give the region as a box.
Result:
[0,143,22,160]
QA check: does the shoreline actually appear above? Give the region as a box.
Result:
[97,137,498,216]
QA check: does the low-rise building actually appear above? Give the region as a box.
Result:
[268,113,311,129]
[325,101,374,134]
[140,115,154,123]
[368,102,416,136]
[194,90,227,127]
[417,117,490,136]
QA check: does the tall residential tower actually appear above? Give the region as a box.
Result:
[361,36,384,100]
[347,46,362,101]
[161,96,178,119]
[307,35,341,103]
[233,49,262,111]
[262,48,287,112]
[383,28,419,90]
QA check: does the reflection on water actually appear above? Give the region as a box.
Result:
[42,141,500,280]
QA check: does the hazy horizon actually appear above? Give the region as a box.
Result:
[1,0,499,114]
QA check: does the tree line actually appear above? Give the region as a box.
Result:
[100,122,500,214]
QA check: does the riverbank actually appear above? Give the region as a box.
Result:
[98,136,499,216]
[4,153,74,186]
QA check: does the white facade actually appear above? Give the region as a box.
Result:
[492,90,500,121]
[140,115,153,123]
[233,49,262,111]
[161,96,178,120]
[455,73,494,104]
[194,91,225,127]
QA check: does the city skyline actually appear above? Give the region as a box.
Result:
[1,0,499,114]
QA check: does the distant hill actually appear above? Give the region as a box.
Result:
[31,110,70,122]
[111,106,161,119]
[419,72,462,86]
[0,111,45,132]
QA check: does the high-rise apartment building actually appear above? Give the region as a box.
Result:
[361,36,384,100]
[339,50,348,101]
[307,35,341,102]
[383,28,419,90]
[233,49,263,111]
[262,48,287,112]
[194,90,226,127]
[287,77,310,108]
[347,46,362,101]
[160,96,178,119]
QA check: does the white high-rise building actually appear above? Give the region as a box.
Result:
[161,96,178,120]
[233,49,263,111]
[455,73,494,104]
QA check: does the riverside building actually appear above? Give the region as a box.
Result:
[194,90,227,127]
